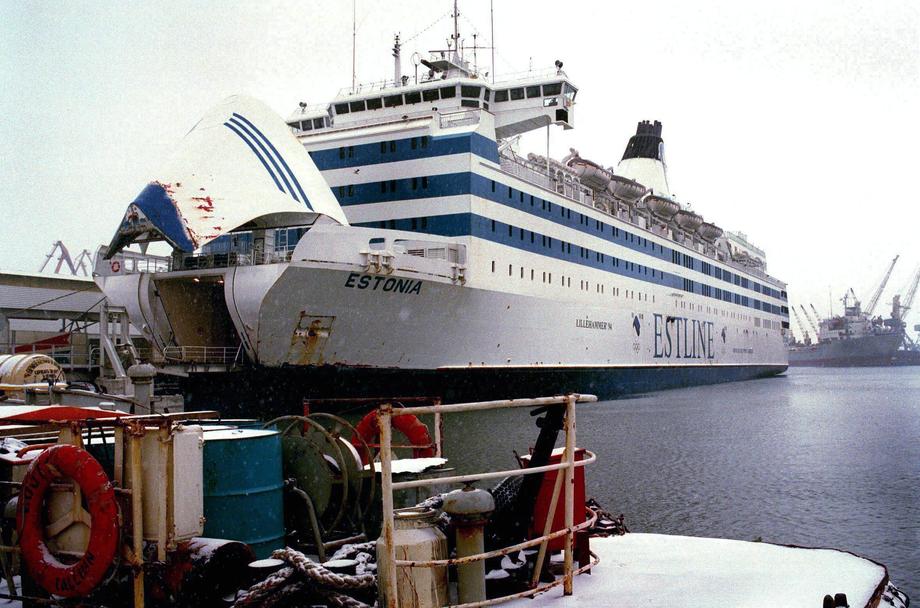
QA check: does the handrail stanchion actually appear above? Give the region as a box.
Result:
[378,403,399,608]
[433,397,443,458]
[563,394,577,595]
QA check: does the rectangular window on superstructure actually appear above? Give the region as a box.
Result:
[411,218,417,229]
[508,225,513,237]
[389,180,396,192]
[411,138,417,150]
[339,147,345,159]
[338,186,344,197]
[389,141,396,153]
[520,191,524,203]
[349,100,366,112]
[519,228,524,240]
[421,136,429,148]
[508,186,513,198]
[440,86,456,98]
[508,264,512,276]
[492,261,495,273]
[422,176,428,188]
[380,182,387,193]
[530,195,534,206]
[543,83,563,95]
[494,89,509,102]
[380,141,387,154]
[366,98,383,110]
[491,180,496,192]
[461,85,481,98]
[404,91,422,104]
[491,219,496,232]
[526,85,541,98]
[510,88,525,100]
[422,88,439,102]
[460,99,480,108]
[421,217,428,229]
[348,146,354,158]
[347,185,354,196]
[412,177,418,190]
[313,118,324,129]
[384,94,403,107]
[334,103,349,114]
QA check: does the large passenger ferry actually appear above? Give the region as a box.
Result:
[95,10,789,408]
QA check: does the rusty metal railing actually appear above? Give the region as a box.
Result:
[376,393,598,608]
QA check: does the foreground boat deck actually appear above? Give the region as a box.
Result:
[518,533,889,608]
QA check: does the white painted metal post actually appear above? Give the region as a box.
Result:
[563,394,577,595]
[379,404,398,608]
[433,398,443,458]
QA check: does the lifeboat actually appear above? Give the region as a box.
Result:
[607,175,647,203]
[674,209,703,232]
[563,149,612,191]
[697,222,724,242]
[644,194,680,220]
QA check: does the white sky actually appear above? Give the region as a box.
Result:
[2,0,918,335]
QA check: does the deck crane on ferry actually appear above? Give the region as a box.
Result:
[864,255,899,316]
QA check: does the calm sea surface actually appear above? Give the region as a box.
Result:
[441,367,920,596]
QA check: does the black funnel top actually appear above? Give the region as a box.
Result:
[621,120,664,162]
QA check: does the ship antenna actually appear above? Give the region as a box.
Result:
[351,0,357,93]
[490,0,495,83]
[452,0,460,61]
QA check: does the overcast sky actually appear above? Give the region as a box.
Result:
[2,0,918,335]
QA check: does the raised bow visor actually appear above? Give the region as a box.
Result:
[105,95,348,258]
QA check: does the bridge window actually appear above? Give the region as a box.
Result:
[543,83,562,95]
[349,100,366,112]
[423,88,439,102]
[510,88,525,100]
[440,86,456,98]
[564,83,577,101]
[461,85,481,98]
[334,102,349,114]
[526,85,541,98]
[366,97,383,110]
[482,88,491,101]
[404,91,422,104]
[313,118,325,129]
[460,99,480,108]
[384,94,403,107]
[494,89,509,102]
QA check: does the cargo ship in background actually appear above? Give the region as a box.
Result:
[789,256,920,367]
[94,7,790,412]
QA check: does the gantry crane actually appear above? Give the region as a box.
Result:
[864,255,899,316]
[790,306,811,343]
[799,304,820,336]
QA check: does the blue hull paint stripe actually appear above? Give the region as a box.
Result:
[309,132,499,171]
[335,171,786,306]
[356,212,787,319]
[232,113,312,210]
[224,122,285,194]
[130,183,196,251]
[228,116,299,203]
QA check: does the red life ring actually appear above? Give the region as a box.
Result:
[110,260,121,273]
[351,410,435,465]
[17,444,120,598]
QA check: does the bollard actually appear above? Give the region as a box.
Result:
[443,485,495,604]
[127,363,157,413]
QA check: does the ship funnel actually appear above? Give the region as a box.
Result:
[614,120,671,198]
[105,95,348,258]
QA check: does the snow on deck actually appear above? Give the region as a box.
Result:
[515,534,888,608]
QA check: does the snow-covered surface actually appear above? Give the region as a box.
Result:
[514,534,888,608]
[368,457,448,474]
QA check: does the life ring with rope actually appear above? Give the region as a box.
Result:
[17,444,120,598]
[110,260,121,273]
[351,410,435,465]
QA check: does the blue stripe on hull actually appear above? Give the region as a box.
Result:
[180,364,788,416]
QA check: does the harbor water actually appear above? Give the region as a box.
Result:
[442,367,920,597]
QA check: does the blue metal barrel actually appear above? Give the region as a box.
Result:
[203,429,285,559]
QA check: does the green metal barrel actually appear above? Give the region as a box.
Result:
[203,429,285,559]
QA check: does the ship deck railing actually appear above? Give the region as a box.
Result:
[495,153,781,285]
[0,343,101,371]
[375,393,599,608]
[159,345,243,365]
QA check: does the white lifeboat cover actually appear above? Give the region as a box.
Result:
[106,95,347,256]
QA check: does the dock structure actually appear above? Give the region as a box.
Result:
[0,271,105,376]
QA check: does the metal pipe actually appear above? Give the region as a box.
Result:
[563,394,577,595]
[391,451,596,491]
[128,431,145,607]
[433,397,443,458]
[389,394,596,417]
[531,454,565,587]
[289,485,327,562]
[395,507,596,568]
[378,404,398,608]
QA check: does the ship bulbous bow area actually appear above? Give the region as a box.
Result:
[104,94,348,258]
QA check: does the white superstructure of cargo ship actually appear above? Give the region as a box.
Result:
[95,13,789,409]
